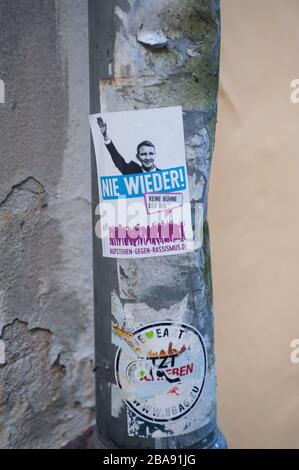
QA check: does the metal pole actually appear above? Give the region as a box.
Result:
[89,0,226,449]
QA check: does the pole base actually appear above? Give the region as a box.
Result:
[210,428,227,449]
[88,427,227,450]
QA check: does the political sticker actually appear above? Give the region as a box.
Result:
[89,106,195,258]
[114,321,206,435]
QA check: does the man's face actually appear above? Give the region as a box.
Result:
[137,145,156,170]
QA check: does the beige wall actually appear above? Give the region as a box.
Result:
[210,0,299,449]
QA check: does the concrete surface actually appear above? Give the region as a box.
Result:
[0,0,94,448]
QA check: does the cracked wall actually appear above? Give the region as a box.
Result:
[0,0,94,448]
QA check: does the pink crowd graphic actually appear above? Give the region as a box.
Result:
[108,222,186,247]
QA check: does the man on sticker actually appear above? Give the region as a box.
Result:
[97,117,161,175]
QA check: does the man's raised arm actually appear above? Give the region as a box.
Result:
[97,117,129,175]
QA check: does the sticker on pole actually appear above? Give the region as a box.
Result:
[114,321,206,433]
[89,106,195,258]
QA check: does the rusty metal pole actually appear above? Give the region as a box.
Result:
[89,0,226,449]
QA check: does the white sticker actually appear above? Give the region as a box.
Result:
[114,321,206,436]
[0,340,5,364]
[89,106,194,258]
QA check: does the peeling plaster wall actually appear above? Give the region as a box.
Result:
[0,0,94,448]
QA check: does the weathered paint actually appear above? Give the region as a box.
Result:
[0,0,94,448]
[0,79,4,104]
[89,0,226,449]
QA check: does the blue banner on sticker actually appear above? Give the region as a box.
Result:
[100,166,187,200]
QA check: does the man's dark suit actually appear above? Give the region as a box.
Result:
[105,141,160,175]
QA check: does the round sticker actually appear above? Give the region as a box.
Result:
[115,321,206,423]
